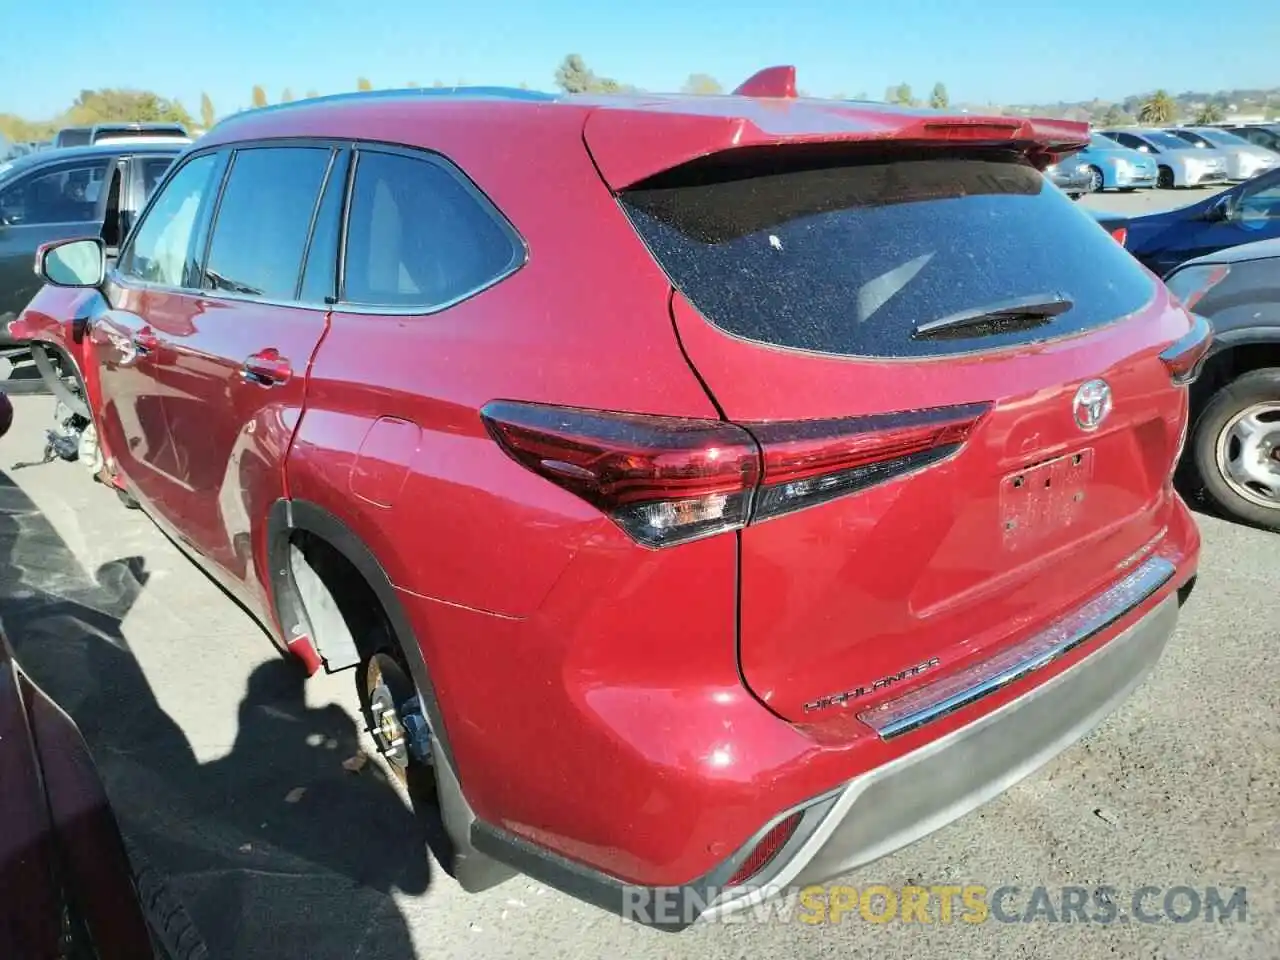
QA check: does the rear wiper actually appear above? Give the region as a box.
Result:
[912,293,1074,340]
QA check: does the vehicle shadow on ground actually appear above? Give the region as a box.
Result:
[0,471,428,960]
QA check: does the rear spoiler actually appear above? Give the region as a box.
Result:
[583,65,1089,191]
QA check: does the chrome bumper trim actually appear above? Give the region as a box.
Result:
[858,556,1176,740]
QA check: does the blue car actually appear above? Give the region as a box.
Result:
[1091,165,1280,276]
[1072,133,1159,193]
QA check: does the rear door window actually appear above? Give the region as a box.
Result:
[202,146,333,300]
[340,148,523,309]
[621,156,1156,359]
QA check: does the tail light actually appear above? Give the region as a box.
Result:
[726,811,802,887]
[1158,314,1214,386]
[1109,226,1128,245]
[481,400,989,548]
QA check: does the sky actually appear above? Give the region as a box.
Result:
[3,0,1277,121]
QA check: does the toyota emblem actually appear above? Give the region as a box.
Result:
[1073,379,1113,431]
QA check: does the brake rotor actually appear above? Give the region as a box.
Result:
[363,651,432,776]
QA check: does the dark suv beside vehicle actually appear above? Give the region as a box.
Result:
[0,143,181,348]
[13,69,1206,928]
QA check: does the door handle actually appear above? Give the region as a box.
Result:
[132,327,160,355]
[241,348,292,387]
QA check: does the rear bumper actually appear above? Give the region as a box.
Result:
[695,558,1185,923]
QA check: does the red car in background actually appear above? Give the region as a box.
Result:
[12,67,1208,928]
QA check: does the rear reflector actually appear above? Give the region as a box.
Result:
[747,405,990,523]
[727,812,802,887]
[1158,314,1214,386]
[481,400,989,548]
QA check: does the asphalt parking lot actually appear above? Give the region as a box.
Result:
[1,183,1276,960]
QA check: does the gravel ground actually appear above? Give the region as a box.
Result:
[1,190,1275,960]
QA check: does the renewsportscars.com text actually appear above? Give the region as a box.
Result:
[621,883,1249,927]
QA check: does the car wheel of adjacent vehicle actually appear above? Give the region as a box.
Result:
[1157,166,1175,189]
[1191,367,1280,531]
[1087,166,1104,193]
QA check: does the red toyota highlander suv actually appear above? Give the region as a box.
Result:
[13,67,1208,928]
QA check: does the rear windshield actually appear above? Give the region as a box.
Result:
[56,129,92,148]
[91,126,187,142]
[620,156,1156,358]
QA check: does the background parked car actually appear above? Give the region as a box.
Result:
[0,142,181,350]
[1045,157,1091,198]
[1098,128,1230,188]
[1164,238,1280,530]
[1216,122,1280,153]
[1074,133,1159,192]
[1163,126,1279,181]
[1090,165,1280,275]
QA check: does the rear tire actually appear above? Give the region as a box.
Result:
[1189,367,1280,532]
[1157,166,1176,189]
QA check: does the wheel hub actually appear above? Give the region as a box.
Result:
[364,653,433,770]
[1216,401,1280,509]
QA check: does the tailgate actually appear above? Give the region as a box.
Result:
[618,152,1194,722]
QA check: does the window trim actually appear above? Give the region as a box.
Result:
[111,139,346,312]
[112,145,227,292]
[294,147,347,303]
[106,135,529,316]
[334,142,528,316]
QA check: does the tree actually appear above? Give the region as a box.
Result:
[553,54,625,94]
[305,89,319,100]
[831,91,848,101]
[1138,89,1177,125]
[682,73,722,96]
[64,88,194,127]
[855,91,868,101]
[886,83,913,106]
[281,88,294,103]
[1100,104,1126,127]
[518,81,529,90]
[929,82,949,110]
[1193,102,1224,124]
[432,80,445,88]
[357,77,373,92]
[251,85,268,108]
[200,92,216,129]
[406,81,420,88]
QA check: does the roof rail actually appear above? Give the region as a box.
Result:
[210,85,558,130]
[732,66,798,99]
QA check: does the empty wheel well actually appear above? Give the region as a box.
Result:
[1191,342,1280,418]
[287,529,395,671]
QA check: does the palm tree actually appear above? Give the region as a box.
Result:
[1138,90,1177,125]
[1193,102,1224,125]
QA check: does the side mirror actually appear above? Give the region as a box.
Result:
[35,236,106,288]
[1208,194,1240,222]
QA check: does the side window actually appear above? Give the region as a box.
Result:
[341,150,521,309]
[119,152,220,287]
[1238,179,1280,222]
[0,159,109,225]
[140,157,175,201]
[202,146,331,300]
[298,151,349,304]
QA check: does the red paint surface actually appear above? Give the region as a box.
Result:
[18,91,1201,888]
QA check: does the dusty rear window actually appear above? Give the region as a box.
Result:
[620,157,1156,358]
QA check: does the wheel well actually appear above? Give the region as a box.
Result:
[287,529,394,672]
[1191,342,1280,418]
